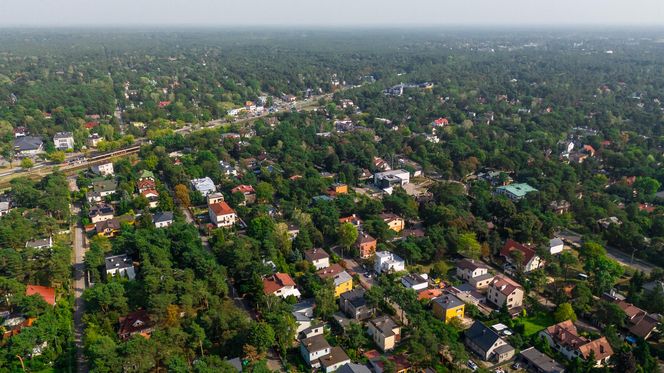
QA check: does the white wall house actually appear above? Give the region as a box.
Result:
[374,251,405,274]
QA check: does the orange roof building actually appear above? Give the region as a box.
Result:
[26,285,56,306]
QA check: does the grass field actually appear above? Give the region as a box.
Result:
[519,313,555,336]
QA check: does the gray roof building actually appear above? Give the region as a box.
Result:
[519,347,565,373]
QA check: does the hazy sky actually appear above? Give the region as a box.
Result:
[1,0,663,27]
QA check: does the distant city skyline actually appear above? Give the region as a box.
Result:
[1,0,663,27]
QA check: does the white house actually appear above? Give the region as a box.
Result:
[374,170,410,189]
[401,273,428,291]
[0,201,11,217]
[53,132,74,150]
[374,251,406,274]
[304,248,330,270]
[549,238,564,255]
[14,136,44,157]
[300,335,331,368]
[208,201,237,228]
[263,273,301,299]
[105,254,135,280]
[89,203,114,224]
[190,177,216,196]
[153,211,174,228]
[456,259,494,289]
[539,320,613,367]
[92,162,114,176]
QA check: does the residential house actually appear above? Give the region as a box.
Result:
[495,183,538,201]
[501,239,544,273]
[87,133,102,148]
[518,347,565,373]
[118,310,155,340]
[374,251,405,274]
[373,157,392,171]
[206,192,225,205]
[141,189,160,208]
[53,132,74,150]
[549,238,564,255]
[539,320,613,367]
[340,288,373,321]
[95,216,133,238]
[432,294,465,323]
[317,264,353,297]
[91,162,114,176]
[367,316,401,352]
[292,299,315,333]
[25,237,53,250]
[431,117,449,127]
[138,170,155,181]
[380,213,405,232]
[487,275,524,310]
[401,274,428,291]
[105,254,135,280]
[319,347,351,373]
[300,334,331,368]
[374,170,410,189]
[137,179,156,194]
[2,316,33,339]
[0,201,10,217]
[356,233,377,259]
[219,160,239,177]
[87,179,117,203]
[14,136,44,157]
[191,177,217,197]
[611,298,661,340]
[465,321,515,362]
[209,201,237,228]
[549,200,571,215]
[153,211,174,228]
[339,214,362,229]
[25,285,56,306]
[300,323,324,340]
[231,184,256,204]
[456,259,494,289]
[89,203,115,224]
[329,183,349,195]
[263,273,301,299]
[305,248,330,270]
[337,363,371,373]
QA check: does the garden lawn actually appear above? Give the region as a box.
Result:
[519,313,555,336]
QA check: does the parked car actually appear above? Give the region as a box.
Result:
[467,360,478,371]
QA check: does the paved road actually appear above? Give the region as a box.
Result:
[71,204,89,373]
[557,229,655,274]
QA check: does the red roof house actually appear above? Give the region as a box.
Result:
[25,285,56,306]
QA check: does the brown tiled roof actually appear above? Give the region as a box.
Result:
[356,233,376,245]
[577,337,613,361]
[305,248,329,262]
[501,239,537,265]
[317,263,344,279]
[118,309,153,339]
[490,275,522,296]
[457,258,488,271]
[544,320,588,350]
[263,273,296,295]
[210,201,235,216]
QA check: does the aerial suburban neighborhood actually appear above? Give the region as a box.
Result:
[0,15,662,373]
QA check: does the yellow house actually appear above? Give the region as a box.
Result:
[316,263,353,297]
[432,294,465,323]
[331,183,349,195]
[380,213,405,233]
